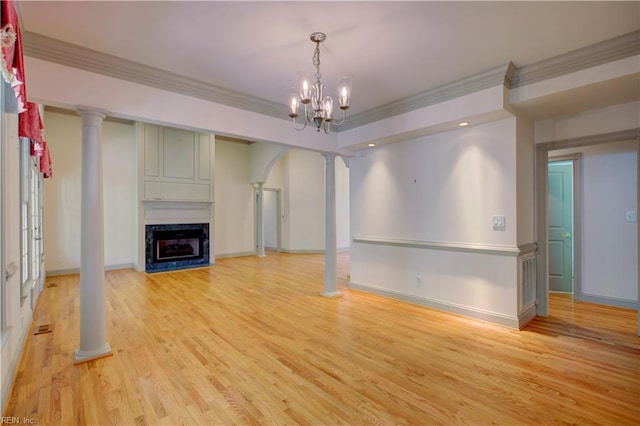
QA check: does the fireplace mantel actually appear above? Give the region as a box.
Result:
[136,122,216,271]
[142,200,213,209]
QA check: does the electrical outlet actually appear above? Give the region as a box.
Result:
[416,274,422,285]
[625,211,637,223]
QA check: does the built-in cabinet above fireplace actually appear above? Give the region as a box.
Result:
[136,123,215,272]
[140,123,214,202]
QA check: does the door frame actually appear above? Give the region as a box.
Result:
[263,188,282,253]
[548,154,582,301]
[535,128,639,336]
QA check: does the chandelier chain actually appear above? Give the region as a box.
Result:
[313,43,322,80]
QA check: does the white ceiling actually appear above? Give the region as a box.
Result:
[16,1,640,120]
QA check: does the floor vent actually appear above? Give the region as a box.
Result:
[34,324,53,335]
[47,282,58,288]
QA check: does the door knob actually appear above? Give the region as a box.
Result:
[561,232,572,238]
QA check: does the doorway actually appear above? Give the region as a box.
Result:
[548,160,575,297]
[263,188,282,252]
[536,130,639,336]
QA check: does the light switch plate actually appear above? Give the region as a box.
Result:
[492,215,506,230]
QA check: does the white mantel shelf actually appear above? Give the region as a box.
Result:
[142,200,214,206]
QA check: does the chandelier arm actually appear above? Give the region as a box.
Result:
[331,109,348,127]
[304,103,315,123]
[291,114,308,131]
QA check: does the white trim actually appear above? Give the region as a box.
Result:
[279,249,325,254]
[510,30,639,88]
[518,303,537,329]
[45,263,136,277]
[349,281,520,329]
[352,235,528,256]
[580,293,638,310]
[213,251,255,259]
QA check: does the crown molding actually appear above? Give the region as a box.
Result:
[22,31,286,120]
[340,62,515,132]
[23,30,638,133]
[539,128,639,151]
[511,30,640,88]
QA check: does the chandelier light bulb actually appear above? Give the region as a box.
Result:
[289,97,298,116]
[323,96,334,121]
[337,77,352,109]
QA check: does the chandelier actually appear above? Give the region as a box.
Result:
[288,32,352,133]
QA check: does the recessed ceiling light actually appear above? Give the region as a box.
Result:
[458,121,469,127]
[368,143,376,147]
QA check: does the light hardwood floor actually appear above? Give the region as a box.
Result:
[4,251,639,425]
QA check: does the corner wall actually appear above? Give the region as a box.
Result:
[349,117,530,326]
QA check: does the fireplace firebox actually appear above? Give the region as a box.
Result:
[145,223,209,272]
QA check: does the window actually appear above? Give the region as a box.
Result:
[19,138,43,306]
[20,138,30,303]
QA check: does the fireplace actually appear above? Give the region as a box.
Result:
[145,223,209,272]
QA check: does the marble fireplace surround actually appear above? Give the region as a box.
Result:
[139,201,213,272]
[145,223,210,272]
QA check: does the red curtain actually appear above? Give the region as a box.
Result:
[1,0,27,113]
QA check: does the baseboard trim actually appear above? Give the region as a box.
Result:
[279,249,325,254]
[213,251,256,259]
[45,263,136,276]
[518,303,537,329]
[580,293,638,310]
[349,281,519,328]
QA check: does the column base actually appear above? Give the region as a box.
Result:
[320,291,343,299]
[74,343,113,364]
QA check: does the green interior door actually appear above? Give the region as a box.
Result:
[548,161,574,293]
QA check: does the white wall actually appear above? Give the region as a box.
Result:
[43,111,137,273]
[352,118,519,246]
[350,117,526,326]
[286,150,326,251]
[214,139,254,257]
[580,141,638,304]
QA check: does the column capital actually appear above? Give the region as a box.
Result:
[76,106,109,121]
[321,152,338,161]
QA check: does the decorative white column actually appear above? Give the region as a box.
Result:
[321,152,341,298]
[74,107,112,364]
[254,182,266,257]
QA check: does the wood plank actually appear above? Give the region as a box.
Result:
[3,252,639,424]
